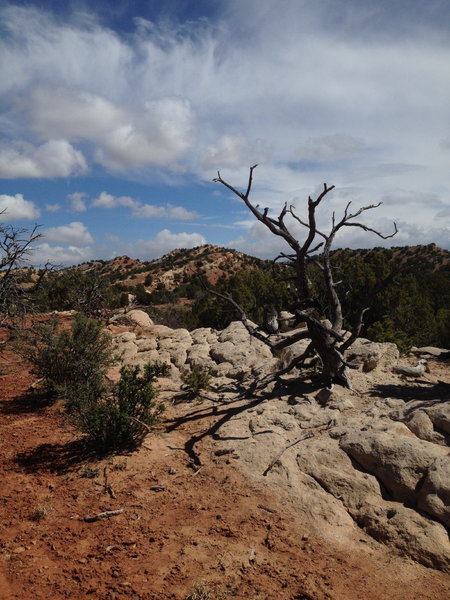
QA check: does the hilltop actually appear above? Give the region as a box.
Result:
[70,243,450,291]
[72,245,269,291]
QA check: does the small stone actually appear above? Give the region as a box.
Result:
[150,485,165,492]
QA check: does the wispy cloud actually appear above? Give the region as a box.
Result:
[0,1,449,258]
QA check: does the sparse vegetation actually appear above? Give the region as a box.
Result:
[66,362,169,452]
[21,313,115,397]
[79,466,100,478]
[30,503,52,522]
[181,367,212,398]
[186,582,215,600]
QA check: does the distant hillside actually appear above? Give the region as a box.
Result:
[24,243,450,348]
[72,244,270,291]
[328,243,450,274]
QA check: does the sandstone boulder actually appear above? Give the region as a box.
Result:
[125,309,153,328]
[417,456,450,528]
[339,426,448,503]
[426,402,450,435]
[344,338,399,372]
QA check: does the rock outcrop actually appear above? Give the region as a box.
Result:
[108,316,450,572]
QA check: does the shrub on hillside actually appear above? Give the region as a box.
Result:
[67,362,169,452]
[22,313,115,397]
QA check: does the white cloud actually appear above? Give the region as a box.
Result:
[0,194,40,221]
[68,192,87,212]
[92,192,196,220]
[43,221,94,245]
[0,2,449,247]
[132,203,196,220]
[94,97,193,171]
[130,229,207,260]
[45,203,61,212]
[23,87,193,172]
[0,139,87,179]
[32,242,93,267]
[202,135,272,170]
[131,204,166,218]
[92,191,137,209]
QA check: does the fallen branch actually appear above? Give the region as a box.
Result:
[262,432,314,476]
[103,466,116,499]
[83,509,124,523]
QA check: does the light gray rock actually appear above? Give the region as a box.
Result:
[418,456,450,528]
[115,331,136,343]
[296,437,450,572]
[345,338,399,372]
[151,324,174,337]
[360,503,450,573]
[278,311,296,332]
[279,339,311,369]
[412,346,450,358]
[135,337,158,351]
[426,403,450,435]
[296,439,382,513]
[218,321,252,344]
[126,309,153,328]
[340,426,448,503]
[190,327,217,345]
[114,341,138,364]
[406,410,445,444]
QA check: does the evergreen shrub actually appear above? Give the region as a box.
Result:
[67,362,169,452]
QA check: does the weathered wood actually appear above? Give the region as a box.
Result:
[212,166,397,389]
[84,509,124,522]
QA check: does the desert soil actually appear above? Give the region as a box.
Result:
[1,326,449,600]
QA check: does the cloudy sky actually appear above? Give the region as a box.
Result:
[1,0,449,265]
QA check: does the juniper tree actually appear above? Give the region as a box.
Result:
[210,166,397,389]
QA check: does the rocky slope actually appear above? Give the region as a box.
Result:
[109,310,450,573]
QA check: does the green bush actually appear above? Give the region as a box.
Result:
[181,367,212,397]
[22,313,114,397]
[367,317,413,355]
[67,362,169,452]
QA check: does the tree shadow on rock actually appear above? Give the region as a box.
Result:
[369,380,450,403]
[165,376,320,467]
[166,397,265,466]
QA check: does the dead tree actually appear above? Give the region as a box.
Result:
[212,166,397,389]
[0,215,48,326]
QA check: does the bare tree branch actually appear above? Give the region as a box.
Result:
[212,168,398,389]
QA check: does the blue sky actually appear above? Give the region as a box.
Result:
[1,0,449,265]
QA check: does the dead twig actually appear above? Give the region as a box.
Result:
[103,466,116,499]
[83,509,124,523]
[262,432,314,476]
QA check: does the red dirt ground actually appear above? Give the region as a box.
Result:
[1,327,449,600]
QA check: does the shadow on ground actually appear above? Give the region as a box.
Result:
[16,439,100,474]
[0,390,55,415]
